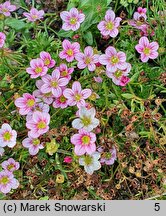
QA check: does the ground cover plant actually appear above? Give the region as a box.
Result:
[0,0,165,200]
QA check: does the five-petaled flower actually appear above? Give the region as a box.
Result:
[26,111,50,138]
[40,70,69,97]
[75,46,100,72]
[72,106,99,131]
[71,129,96,156]
[40,51,55,68]
[59,39,80,62]
[97,9,121,38]
[60,7,85,31]
[23,8,45,22]
[26,58,48,78]
[22,135,44,155]
[1,158,20,173]
[99,46,127,72]
[15,93,36,115]
[135,36,159,62]
[0,1,16,17]
[63,81,92,108]
[0,124,17,148]
[0,170,19,194]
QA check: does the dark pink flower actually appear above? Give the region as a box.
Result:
[40,51,55,68]
[63,156,72,163]
[59,39,80,62]
[26,58,48,78]
[56,63,74,80]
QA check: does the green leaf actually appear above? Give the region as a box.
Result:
[39,196,49,200]
[57,29,73,38]
[5,18,26,30]
[83,31,93,45]
[130,71,140,82]
[121,93,134,99]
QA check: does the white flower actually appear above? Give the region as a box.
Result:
[79,152,101,175]
[0,123,17,148]
[72,106,99,132]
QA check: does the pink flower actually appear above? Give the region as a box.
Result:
[93,76,103,83]
[106,63,131,86]
[26,58,48,78]
[33,80,54,105]
[0,170,19,194]
[75,46,99,72]
[135,36,159,62]
[26,111,50,138]
[26,102,50,122]
[59,39,80,62]
[97,9,121,38]
[71,129,96,156]
[1,158,20,172]
[15,93,36,115]
[39,51,55,68]
[0,1,16,17]
[133,7,147,21]
[40,70,69,97]
[119,75,130,86]
[53,90,68,109]
[99,46,127,72]
[56,63,74,80]
[98,146,117,165]
[23,8,44,22]
[0,32,6,48]
[60,7,85,31]
[22,136,44,155]
[0,123,17,148]
[63,81,92,107]
[63,156,72,163]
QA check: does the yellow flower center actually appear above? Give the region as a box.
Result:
[32,15,38,19]
[85,57,91,64]
[106,21,114,30]
[32,138,40,145]
[74,93,81,101]
[114,70,122,78]
[3,132,11,141]
[110,56,119,64]
[37,121,46,129]
[2,8,9,12]
[84,155,93,165]
[35,67,42,73]
[61,70,68,77]
[0,176,9,185]
[44,59,50,65]
[51,81,58,88]
[70,17,77,25]
[81,135,90,145]
[27,99,35,107]
[59,95,66,103]
[44,92,52,97]
[7,164,14,171]
[143,47,150,55]
[81,116,91,126]
[66,49,73,56]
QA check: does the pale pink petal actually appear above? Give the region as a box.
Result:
[81,89,92,99]
[105,10,115,22]
[141,53,149,62]
[139,36,149,47]
[110,28,119,38]
[60,11,70,22]
[149,51,158,59]
[72,81,82,93]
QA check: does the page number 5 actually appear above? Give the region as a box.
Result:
[154,203,160,211]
